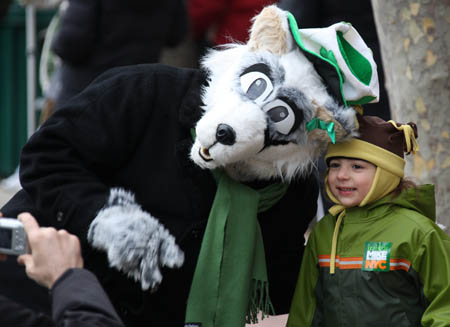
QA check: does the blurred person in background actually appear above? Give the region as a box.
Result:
[52,0,187,109]
[0,0,12,20]
[187,0,277,65]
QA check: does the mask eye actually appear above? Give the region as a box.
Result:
[267,106,289,123]
[262,99,298,135]
[240,65,273,105]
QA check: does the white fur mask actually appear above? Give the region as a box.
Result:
[190,5,358,182]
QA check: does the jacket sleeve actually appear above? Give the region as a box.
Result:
[0,295,55,327]
[414,226,450,327]
[276,0,320,28]
[165,0,188,47]
[187,0,227,39]
[19,66,163,247]
[52,269,125,327]
[51,0,99,64]
[287,230,321,327]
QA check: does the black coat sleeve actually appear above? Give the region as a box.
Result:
[0,269,124,327]
[260,173,319,314]
[0,294,54,327]
[164,0,188,48]
[19,65,193,248]
[0,0,12,22]
[52,269,125,327]
[276,0,320,27]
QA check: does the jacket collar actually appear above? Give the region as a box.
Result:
[178,69,208,129]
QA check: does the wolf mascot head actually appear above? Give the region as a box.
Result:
[191,5,379,182]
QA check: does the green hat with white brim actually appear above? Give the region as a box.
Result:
[287,12,379,107]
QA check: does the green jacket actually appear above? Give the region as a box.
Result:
[288,184,450,327]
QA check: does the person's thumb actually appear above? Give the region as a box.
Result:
[17,254,33,268]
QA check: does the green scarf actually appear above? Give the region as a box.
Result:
[185,169,289,327]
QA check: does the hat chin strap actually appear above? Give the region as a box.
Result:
[359,167,400,206]
[324,175,345,274]
[388,120,419,154]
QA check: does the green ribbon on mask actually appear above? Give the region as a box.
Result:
[306,118,336,143]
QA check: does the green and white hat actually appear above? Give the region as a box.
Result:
[287,12,379,107]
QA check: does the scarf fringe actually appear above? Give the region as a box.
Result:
[246,279,275,324]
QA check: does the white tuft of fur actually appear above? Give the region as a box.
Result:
[88,188,184,291]
[333,105,359,137]
[248,5,292,55]
[437,223,447,231]
[279,52,331,107]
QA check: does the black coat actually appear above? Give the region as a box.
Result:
[2,64,319,326]
[0,0,12,21]
[0,294,54,327]
[0,269,125,327]
[51,0,188,107]
[52,269,125,326]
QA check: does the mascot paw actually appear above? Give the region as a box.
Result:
[88,188,184,290]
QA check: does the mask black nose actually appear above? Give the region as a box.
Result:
[216,124,236,145]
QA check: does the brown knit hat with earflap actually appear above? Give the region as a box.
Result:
[325,115,419,178]
[357,115,418,158]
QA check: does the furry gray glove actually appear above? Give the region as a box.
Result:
[87,188,184,291]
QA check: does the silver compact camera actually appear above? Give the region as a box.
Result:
[0,218,28,255]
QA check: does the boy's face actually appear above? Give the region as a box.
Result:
[327,158,377,208]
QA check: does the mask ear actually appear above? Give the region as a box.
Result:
[307,102,357,145]
[247,5,293,55]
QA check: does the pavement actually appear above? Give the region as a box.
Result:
[0,179,17,208]
[246,314,288,326]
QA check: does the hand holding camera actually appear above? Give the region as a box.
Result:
[0,212,84,289]
[0,215,28,256]
[0,212,22,262]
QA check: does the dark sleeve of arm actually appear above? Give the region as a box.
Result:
[0,0,12,21]
[19,66,158,246]
[415,227,450,326]
[287,232,320,327]
[165,0,188,47]
[0,294,55,327]
[276,0,320,27]
[52,269,125,327]
[51,0,99,64]
[187,0,227,40]
[262,173,319,314]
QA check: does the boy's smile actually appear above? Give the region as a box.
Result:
[327,158,377,207]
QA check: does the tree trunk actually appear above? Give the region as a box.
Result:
[371,0,450,233]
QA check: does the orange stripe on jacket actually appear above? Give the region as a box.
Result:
[318,255,411,271]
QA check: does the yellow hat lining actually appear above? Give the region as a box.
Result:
[325,139,405,177]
